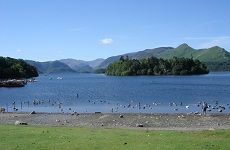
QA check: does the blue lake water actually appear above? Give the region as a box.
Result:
[0,72,230,113]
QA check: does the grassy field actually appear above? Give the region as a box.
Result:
[0,125,229,150]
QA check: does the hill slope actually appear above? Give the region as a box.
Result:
[25,58,105,74]
[99,47,173,68]
[25,60,75,74]
[99,44,230,71]
[0,56,38,79]
[59,58,104,73]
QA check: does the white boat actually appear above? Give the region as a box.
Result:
[57,77,63,80]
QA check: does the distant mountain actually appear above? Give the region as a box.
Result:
[86,58,105,68]
[59,58,104,73]
[25,58,105,74]
[25,60,75,74]
[160,44,195,59]
[24,44,230,73]
[159,44,230,63]
[99,43,230,71]
[59,59,93,73]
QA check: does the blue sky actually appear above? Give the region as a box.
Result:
[1,0,230,61]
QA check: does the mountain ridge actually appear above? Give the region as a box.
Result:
[99,44,230,71]
[24,44,230,73]
[25,58,105,74]
[25,60,76,74]
[59,58,104,73]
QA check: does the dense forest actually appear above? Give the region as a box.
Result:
[106,56,209,76]
[0,57,38,79]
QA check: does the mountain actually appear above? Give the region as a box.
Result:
[160,43,195,59]
[194,46,230,63]
[24,44,230,73]
[59,58,104,73]
[25,60,75,74]
[99,44,230,71]
[25,58,105,74]
[159,44,230,62]
[86,58,105,68]
[59,59,93,73]
[99,47,173,68]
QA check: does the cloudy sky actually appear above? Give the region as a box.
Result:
[0,0,230,61]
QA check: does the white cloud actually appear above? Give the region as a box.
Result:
[16,49,22,53]
[100,38,113,45]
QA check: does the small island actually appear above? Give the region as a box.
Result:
[0,57,38,87]
[106,56,209,76]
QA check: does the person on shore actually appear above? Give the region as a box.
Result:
[202,101,208,115]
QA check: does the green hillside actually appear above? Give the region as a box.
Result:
[25,58,105,74]
[161,43,195,59]
[25,60,75,74]
[194,46,230,63]
[99,47,173,68]
[160,44,230,63]
[99,44,230,71]
[0,57,38,79]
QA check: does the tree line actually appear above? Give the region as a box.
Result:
[206,62,230,71]
[0,57,38,79]
[106,56,209,76]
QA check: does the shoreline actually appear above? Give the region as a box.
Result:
[0,79,27,87]
[1,112,230,130]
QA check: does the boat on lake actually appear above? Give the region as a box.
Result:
[57,77,63,80]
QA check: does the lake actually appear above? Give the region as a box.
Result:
[0,72,230,113]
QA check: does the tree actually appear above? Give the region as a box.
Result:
[106,57,209,76]
[0,56,38,79]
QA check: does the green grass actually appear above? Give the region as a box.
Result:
[0,125,229,150]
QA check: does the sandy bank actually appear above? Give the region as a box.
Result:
[0,112,230,130]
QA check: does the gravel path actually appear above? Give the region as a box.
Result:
[1,112,230,130]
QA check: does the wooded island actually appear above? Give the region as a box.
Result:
[106,56,209,76]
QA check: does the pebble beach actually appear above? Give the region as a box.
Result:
[1,112,230,130]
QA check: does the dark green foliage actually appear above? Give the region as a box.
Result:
[94,68,106,74]
[0,57,38,79]
[106,56,209,76]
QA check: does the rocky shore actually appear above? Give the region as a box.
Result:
[0,79,27,87]
[0,112,230,130]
